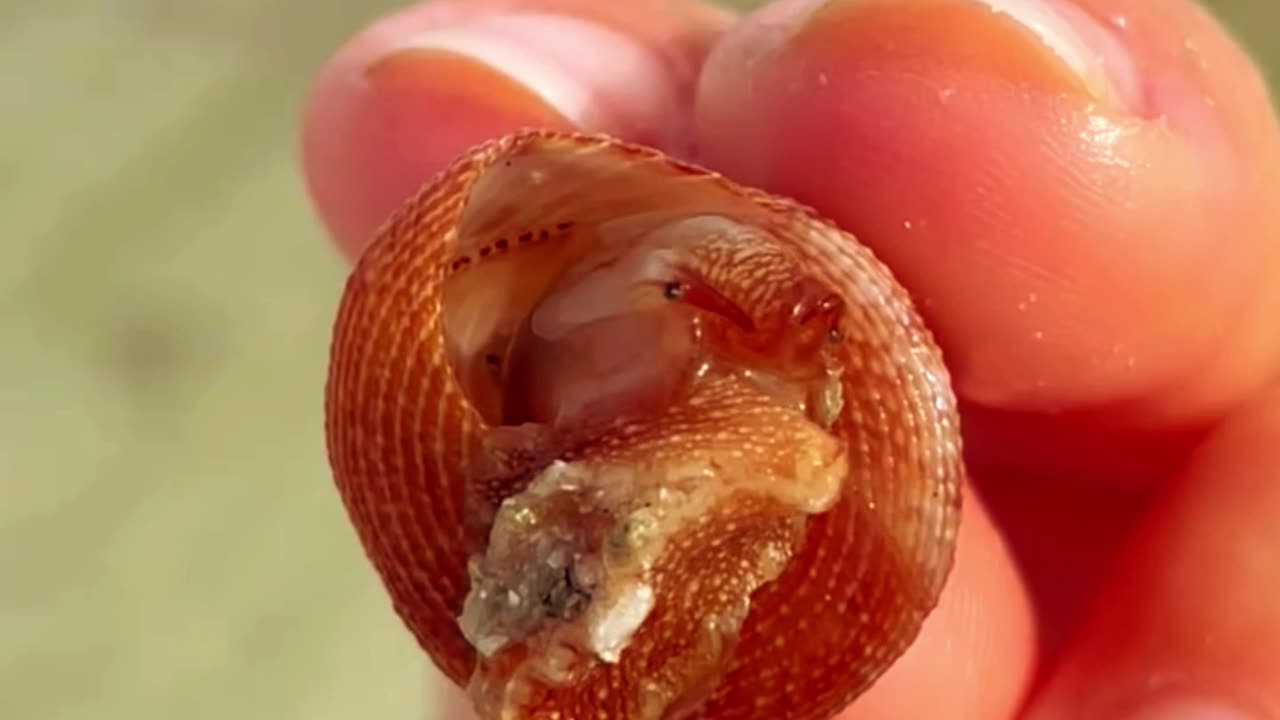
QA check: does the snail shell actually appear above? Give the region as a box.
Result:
[324,129,963,720]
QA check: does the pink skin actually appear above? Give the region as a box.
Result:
[300,1,1280,718]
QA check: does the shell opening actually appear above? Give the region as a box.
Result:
[438,147,857,718]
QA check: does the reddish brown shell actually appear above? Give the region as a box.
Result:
[324,129,963,720]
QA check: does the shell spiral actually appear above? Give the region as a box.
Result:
[324,130,963,720]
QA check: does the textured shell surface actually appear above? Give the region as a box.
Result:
[324,129,964,720]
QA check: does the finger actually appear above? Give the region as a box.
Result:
[694,0,1280,665]
[1025,385,1280,719]
[695,0,1280,429]
[428,487,1035,720]
[301,0,734,261]
[836,486,1034,720]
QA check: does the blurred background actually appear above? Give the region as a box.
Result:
[1,1,1275,719]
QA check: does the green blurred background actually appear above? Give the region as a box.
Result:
[2,1,1274,719]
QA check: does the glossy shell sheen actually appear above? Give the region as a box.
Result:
[324,129,963,720]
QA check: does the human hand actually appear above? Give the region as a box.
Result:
[299,1,1280,717]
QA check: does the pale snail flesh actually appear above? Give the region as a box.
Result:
[324,129,963,720]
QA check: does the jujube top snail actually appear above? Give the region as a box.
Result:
[324,129,963,720]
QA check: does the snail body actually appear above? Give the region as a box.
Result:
[324,130,963,720]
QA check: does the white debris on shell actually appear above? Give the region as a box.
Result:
[588,582,656,663]
[458,372,850,668]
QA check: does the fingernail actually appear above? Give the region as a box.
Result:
[369,12,681,146]
[788,0,1141,109]
[1124,697,1256,720]
[966,0,1140,108]
[364,45,576,126]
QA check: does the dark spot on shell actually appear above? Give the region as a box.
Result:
[540,565,593,621]
[495,238,509,251]
[480,246,491,257]
[519,232,533,243]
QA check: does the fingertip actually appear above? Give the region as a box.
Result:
[302,0,732,262]
[299,4,602,262]
[695,0,1280,426]
[302,25,574,262]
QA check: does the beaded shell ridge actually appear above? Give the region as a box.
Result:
[324,129,964,720]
